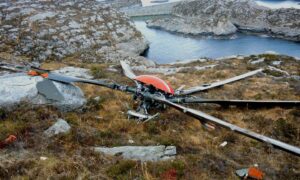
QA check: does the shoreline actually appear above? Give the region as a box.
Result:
[127,0,300,42]
[133,20,300,64]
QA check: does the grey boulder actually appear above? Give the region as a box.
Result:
[94,145,176,162]
[0,73,86,111]
[44,119,71,137]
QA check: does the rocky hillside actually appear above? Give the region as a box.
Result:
[147,0,300,41]
[0,0,150,64]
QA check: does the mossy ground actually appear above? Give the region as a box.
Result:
[0,54,299,179]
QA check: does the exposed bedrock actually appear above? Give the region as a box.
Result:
[0,0,150,64]
[146,0,300,41]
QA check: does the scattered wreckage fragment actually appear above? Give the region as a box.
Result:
[1,62,300,156]
[236,167,264,180]
[0,135,17,149]
[127,110,159,123]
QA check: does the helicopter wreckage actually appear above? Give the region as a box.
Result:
[0,61,300,156]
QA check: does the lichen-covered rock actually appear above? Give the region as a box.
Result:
[53,67,93,79]
[0,0,148,63]
[94,145,176,161]
[0,73,86,111]
[147,0,300,41]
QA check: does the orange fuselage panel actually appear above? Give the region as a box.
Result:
[134,75,174,95]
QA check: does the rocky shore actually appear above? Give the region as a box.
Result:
[0,0,151,65]
[147,0,300,41]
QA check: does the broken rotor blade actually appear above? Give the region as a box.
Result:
[177,69,263,95]
[0,63,31,73]
[148,95,300,156]
[171,98,300,108]
[127,110,159,123]
[175,85,185,94]
[120,61,137,80]
[46,73,112,87]
[46,73,84,84]
[43,73,136,94]
[0,64,22,72]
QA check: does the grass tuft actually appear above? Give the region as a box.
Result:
[107,160,137,179]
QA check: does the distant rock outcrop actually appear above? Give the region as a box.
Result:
[147,0,300,41]
[0,0,149,64]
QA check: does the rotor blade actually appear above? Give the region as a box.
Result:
[0,63,31,73]
[30,65,120,89]
[1,63,137,93]
[44,73,136,94]
[120,61,137,80]
[46,73,80,84]
[178,69,263,95]
[171,98,300,108]
[0,64,22,72]
[149,95,300,156]
[46,73,118,88]
[175,85,185,94]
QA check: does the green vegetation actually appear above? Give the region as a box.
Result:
[263,69,285,77]
[90,65,108,79]
[273,118,297,140]
[107,160,137,179]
